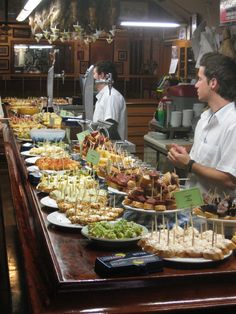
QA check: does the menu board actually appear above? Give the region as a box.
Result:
[220,0,236,24]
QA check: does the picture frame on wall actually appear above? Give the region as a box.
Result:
[0,46,9,57]
[0,59,9,70]
[118,51,127,61]
[115,62,123,75]
[0,34,8,43]
[13,28,31,38]
[80,61,89,74]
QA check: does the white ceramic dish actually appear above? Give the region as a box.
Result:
[47,211,83,229]
[30,128,65,142]
[122,201,190,215]
[164,251,232,264]
[40,196,58,209]
[81,222,148,247]
[21,150,37,157]
[27,165,40,172]
[17,137,32,142]
[25,156,40,164]
[196,215,236,226]
[108,186,127,195]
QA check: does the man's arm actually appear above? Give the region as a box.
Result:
[168,144,236,190]
[190,162,236,190]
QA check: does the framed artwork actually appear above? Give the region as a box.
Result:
[0,59,9,70]
[80,61,89,74]
[118,51,127,61]
[115,62,123,75]
[178,26,187,40]
[0,45,9,57]
[0,34,8,43]
[13,28,31,38]
[77,50,84,60]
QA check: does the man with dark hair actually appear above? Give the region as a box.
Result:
[93,60,127,140]
[168,52,236,196]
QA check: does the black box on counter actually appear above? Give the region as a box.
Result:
[95,251,163,277]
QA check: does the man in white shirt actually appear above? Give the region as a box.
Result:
[168,52,236,196]
[93,60,127,140]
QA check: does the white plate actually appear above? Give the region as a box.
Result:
[122,201,188,215]
[196,215,236,226]
[108,186,127,195]
[164,251,232,264]
[17,137,32,142]
[27,165,65,175]
[81,223,148,247]
[25,156,40,164]
[47,211,83,229]
[27,165,39,172]
[40,196,58,208]
[21,150,37,157]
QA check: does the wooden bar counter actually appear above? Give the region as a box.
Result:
[2,122,236,314]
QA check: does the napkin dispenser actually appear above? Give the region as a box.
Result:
[95,251,163,277]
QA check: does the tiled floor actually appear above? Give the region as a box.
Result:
[0,161,30,314]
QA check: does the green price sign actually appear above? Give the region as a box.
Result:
[174,187,204,209]
[76,130,90,143]
[86,149,100,165]
[60,109,67,117]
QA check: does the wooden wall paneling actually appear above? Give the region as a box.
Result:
[90,39,114,64]
[127,102,157,159]
[158,42,172,79]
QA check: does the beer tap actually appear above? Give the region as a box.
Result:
[95,72,114,95]
[55,70,65,84]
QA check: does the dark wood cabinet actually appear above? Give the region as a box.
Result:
[173,40,196,81]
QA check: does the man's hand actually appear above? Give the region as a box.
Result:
[167,144,190,169]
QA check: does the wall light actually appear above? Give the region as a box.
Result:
[16,0,43,22]
[120,21,180,28]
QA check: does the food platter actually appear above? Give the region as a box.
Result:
[122,201,188,215]
[25,156,40,164]
[163,251,232,264]
[47,211,83,229]
[27,165,39,172]
[17,137,32,142]
[81,223,148,247]
[40,196,58,208]
[108,186,127,195]
[21,150,37,157]
[27,165,66,175]
[195,214,236,225]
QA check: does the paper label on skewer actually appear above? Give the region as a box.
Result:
[174,187,203,209]
[76,130,90,143]
[86,149,100,165]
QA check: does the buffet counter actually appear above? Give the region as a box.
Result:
[2,122,236,314]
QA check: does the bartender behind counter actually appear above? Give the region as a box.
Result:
[93,60,127,140]
[168,52,236,197]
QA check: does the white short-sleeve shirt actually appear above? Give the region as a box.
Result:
[187,102,236,196]
[93,85,127,140]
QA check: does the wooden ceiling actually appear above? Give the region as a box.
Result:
[0,0,220,27]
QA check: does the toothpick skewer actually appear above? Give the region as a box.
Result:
[212,221,215,246]
[154,214,157,233]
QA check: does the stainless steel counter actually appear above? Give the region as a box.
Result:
[143,134,193,173]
